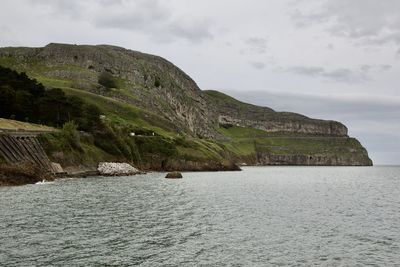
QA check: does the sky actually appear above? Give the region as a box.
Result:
[0,0,399,164]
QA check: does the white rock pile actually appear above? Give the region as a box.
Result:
[97,162,141,176]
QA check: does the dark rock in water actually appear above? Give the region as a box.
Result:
[165,171,183,179]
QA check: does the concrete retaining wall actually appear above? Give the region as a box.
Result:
[0,133,55,172]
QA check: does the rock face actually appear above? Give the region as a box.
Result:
[0,43,348,138]
[97,162,141,176]
[0,43,218,138]
[0,163,55,186]
[257,153,372,166]
[0,43,373,166]
[204,90,348,136]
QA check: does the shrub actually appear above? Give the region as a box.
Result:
[98,71,117,89]
[60,121,82,151]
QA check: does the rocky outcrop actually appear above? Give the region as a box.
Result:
[0,43,218,138]
[0,44,350,138]
[256,153,372,166]
[97,162,141,176]
[205,90,348,136]
[218,115,347,136]
[0,43,373,166]
[0,163,55,186]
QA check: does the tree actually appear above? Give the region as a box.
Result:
[14,90,33,120]
[0,85,16,118]
[60,121,82,151]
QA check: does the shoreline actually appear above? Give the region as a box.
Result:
[1,161,377,187]
[0,161,242,187]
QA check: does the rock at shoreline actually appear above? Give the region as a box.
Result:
[165,171,183,179]
[0,163,55,186]
[97,162,141,176]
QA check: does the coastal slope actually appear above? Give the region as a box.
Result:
[0,43,372,169]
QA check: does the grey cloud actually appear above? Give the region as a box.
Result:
[291,8,328,28]
[168,19,213,43]
[94,0,171,31]
[94,0,213,43]
[324,68,368,83]
[291,0,400,49]
[361,64,392,73]
[29,0,85,18]
[287,66,324,76]
[380,64,392,71]
[283,64,391,83]
[285,66,368,83]
[29,0,214,43]
[250,61,265,69]
[241,37,268,54]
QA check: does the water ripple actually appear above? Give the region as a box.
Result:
[0,167,399,266]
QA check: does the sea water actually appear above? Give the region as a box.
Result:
[0,166,399,266]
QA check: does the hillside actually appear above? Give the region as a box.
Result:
[0,43,372,168]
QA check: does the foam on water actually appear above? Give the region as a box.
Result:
[35,180,55,185]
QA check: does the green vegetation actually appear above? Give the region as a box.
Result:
[98,71,117,89]
[204,90,244,105]
[0,44,371,168]
[0,118,55,132]
[0,66,102,129]
[215,124,368,162]
[218,125,271,138]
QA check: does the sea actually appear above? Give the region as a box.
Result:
[0,166,399,266]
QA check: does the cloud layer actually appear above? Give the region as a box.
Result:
[291,0,400,51]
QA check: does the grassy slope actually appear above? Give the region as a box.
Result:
[31,76,229,166]
[0,118,56,132]
[218,125,367,160]
[0,56,369,167]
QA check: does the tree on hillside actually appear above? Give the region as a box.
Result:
[0,85,15,118]
[0,65,103,131]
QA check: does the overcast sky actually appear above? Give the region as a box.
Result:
[1,0,399,164]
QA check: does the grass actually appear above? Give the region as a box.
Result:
[204,90,243,105]
[218,126,271,138]
[59,87,177,138]
[217,125,366,157]
[222,136,365,157]
[0,118,56,132]
[0,54,369,167]
[39,132,115,166]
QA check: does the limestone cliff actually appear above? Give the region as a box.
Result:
[204,90,347,136]
[0,43,217,138]
[0,43,373,166]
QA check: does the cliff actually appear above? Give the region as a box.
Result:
[0,43,217,138]
[204,90,348,136]
[0,43,372,167]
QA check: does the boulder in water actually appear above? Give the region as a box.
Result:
[165,171,183,179]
